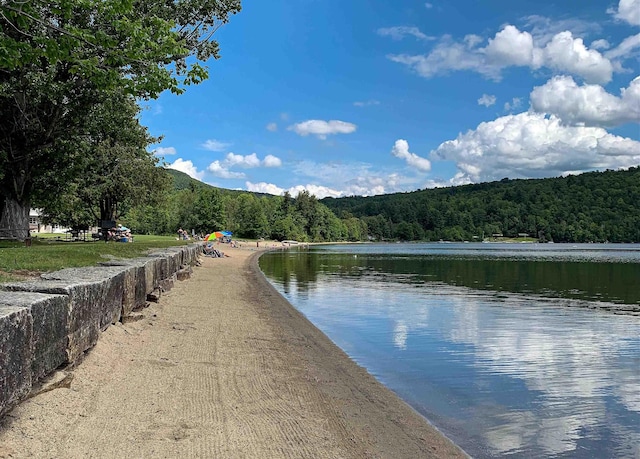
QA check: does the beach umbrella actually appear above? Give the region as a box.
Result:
[206,232,223,241]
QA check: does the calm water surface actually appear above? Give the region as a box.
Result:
[259,243,640,459]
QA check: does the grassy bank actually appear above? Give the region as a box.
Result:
[0,235,192,283]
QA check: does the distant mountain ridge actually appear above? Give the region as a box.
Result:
[163,167,640,243]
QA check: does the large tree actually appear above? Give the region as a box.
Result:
[39,91,171,228]
[0,0,241,239]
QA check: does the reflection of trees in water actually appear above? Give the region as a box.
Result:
[262,251,639,304]
[365,256,640,305]
[261,249,640,458]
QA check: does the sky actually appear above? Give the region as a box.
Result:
[141,0,640,199]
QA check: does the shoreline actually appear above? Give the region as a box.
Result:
[0,246,467,458]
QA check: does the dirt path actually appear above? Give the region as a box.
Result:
[0,246,467,458]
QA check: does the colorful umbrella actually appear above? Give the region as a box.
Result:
[205,231,232,241]
[206,232,223,241]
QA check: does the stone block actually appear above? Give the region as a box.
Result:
[3,268,124,364]
[98,260,147,317]
[0,305,33,417]
[176,267,192,281]
[41,267,126,330]
[158,274,176,292]
[0,292,69,383]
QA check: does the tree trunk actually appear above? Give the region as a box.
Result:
[0,196,30,240]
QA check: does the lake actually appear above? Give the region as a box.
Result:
[258,243,640,459]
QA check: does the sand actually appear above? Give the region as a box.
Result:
[0,246,468,458]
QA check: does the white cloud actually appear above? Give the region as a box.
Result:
[425,2,433,8]
[604,33,640,61]
[288,119,357,139]
[504,97,522,112]
[609,0,640,26]
[424,172,473,189]
[591,39,610,50]
[388,36,490,79]
[485,25,539,67]
[202,139,231,152]
[391,139,432,171]
[542,31,613,84]
[388,26,614,84]
[168,158,205,180]
[288,184,344,199]
[290,160,418,196]
[530,75,640,127]
[207,161,246,179]
[206,152,282,179]
[478,94,497,107]
[153,146,177,156]
[225,152,261,168]
[245,181,285,196]
[353,100,381,107]
[263,154,282,167]
[244,181,343,199]
[432,112,640,183]
[266,122,278,132]
[377,26,434,41]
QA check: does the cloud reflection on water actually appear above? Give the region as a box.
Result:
[268,258,640,458]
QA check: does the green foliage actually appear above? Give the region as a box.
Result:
[0,0,241,239]
[35,91,170,226]
[126,167,640,244]
[322,168,640,243]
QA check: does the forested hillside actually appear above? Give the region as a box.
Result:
[321,168,640,243]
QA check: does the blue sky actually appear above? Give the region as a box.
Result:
[141,0,640,198]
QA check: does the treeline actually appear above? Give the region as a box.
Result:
[125,169,367,242]
[321,167,640,243]
[125,167,640,244]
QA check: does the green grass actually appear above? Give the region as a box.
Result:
[0,235,192,283]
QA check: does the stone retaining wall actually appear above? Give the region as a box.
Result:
[0,244,201,418]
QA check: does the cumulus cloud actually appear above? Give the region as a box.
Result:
[245,182,285,196]
[290,160,418,196]
[168,158,205,180]
[202,139,231,151]
[245,181,383,199]
[288,119,357,139]
[608,0,640,26]
[225,152,261,168]
[432,112,640,183]
[263,154,282,167]
[388,25,615,84]
[206,152,282,179]
[542,31,613,84]
[207,161,246,179]
[530,75,640,127]
[153,146,177,156]
[377,26,435,41]
[478,94,497,107]
[391,139,432,171]
[424,172,473,189]
[246,160,419,198]
[266,122,278,132]
[485,25,540,67]
[244,181,343,198]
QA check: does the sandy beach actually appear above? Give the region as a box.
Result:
[0,246,467,458]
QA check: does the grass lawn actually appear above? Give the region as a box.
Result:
[0,234,193,283]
